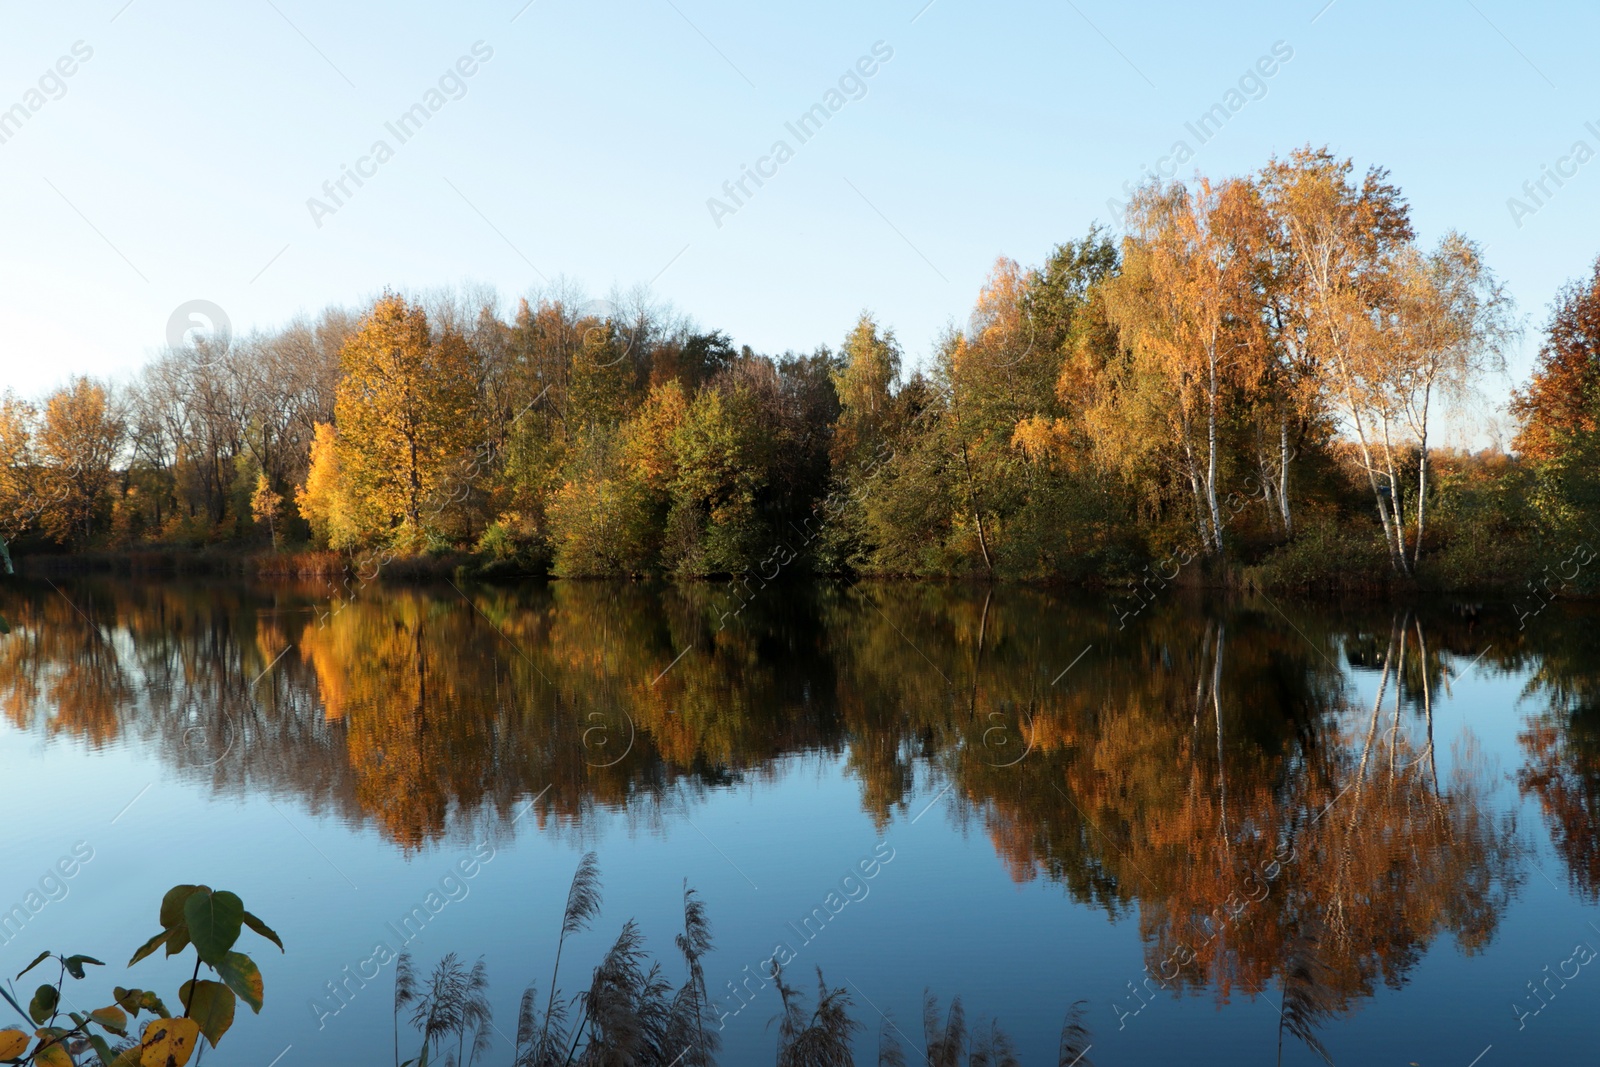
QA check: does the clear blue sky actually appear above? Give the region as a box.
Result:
[2,0,1596,445]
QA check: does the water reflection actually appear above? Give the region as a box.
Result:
[2,578,1585,1056]
[1517,611,1600,901]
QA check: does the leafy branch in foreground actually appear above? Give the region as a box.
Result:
[0,884,281,1067]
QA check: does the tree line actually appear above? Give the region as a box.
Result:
[3,145,1599,590]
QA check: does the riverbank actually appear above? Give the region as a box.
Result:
[6,535,1585,601]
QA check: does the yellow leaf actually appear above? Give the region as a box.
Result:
[0,1030,28,1059]
[140,1018,199,1067]
[90,1004,129,1034]
[33,1042,73,1067]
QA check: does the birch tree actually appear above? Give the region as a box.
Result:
[1104,177,1255,556]
[1391,234,1514,567]
[1259,147,1415,573]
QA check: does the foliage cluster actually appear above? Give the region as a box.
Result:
[4,150,1600,591]
[0,885,280,1067]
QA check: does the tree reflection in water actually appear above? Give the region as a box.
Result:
[0,579,1557,1058]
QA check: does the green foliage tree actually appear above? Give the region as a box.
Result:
[665,381,774,575]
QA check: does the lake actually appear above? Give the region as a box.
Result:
[3,577,1598,1065]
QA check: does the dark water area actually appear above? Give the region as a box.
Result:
[3,577,1599,1064]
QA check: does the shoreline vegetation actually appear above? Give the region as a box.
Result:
[6,544,1577,602]
[4,147,1600,600]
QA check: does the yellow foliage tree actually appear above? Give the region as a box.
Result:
[36,377,124,545]
[250,472,284,547]
[331,294,484,550]
[0,393,39,549]
[294,422,360,549]
[1102,178,1258,557]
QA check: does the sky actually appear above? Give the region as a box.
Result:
[1,0,1596,448]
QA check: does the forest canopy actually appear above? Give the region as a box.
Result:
[4,146,1599,593]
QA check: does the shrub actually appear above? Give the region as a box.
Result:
[1243,515,1392,593]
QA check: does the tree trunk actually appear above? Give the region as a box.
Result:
[407,431,423,531]
[971,589,990,720]
[1379,416,1411,575]
[1389,617,1408,776]
[1414,618,1438,795]
[1206,349,1224,555]
[1182,434,1212,555]
[1324,312,1407,575]
[1213,621,1228,843]
[1258,448,1279,529]
[1413,396,1431,570]
[1279,417,1293,536]
[1356,619,1397,801]
[958,440,995,578]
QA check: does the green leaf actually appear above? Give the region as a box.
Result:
[28,983,59,1025]
[213,952,263,1014]
[112,988,169,1019]
[15,951,51,980]
[129,931,170,967]
[178,981,234,1048]
[88,1032,117,1066]
[63,954,105,980]
[240,911,283,953]
[159,886,203,929]
[182,890,243,966]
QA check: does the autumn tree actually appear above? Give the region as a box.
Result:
[830,314,899,471]
[868,257,1072,580]
[1002,231,1130,575]
[123,304,348,541]
[1241,168,1329,537]
[0,393,40,554]
[36,377,125,545]
[1257,147,1416,573]
[1390,233,1514,565]
[824,314,900,567]
[853,372,961,574]
[251,471,285,548]
[294,422,354,548]
[331,294,485,549]
[941,258,1068,574]
[665,377,775,575]
[1102,178,1258,556]
[1512,255,1600,462]
[491,289,664,560]
[547,381,687,575]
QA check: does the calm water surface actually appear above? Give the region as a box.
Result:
[4,578,1598,1064]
